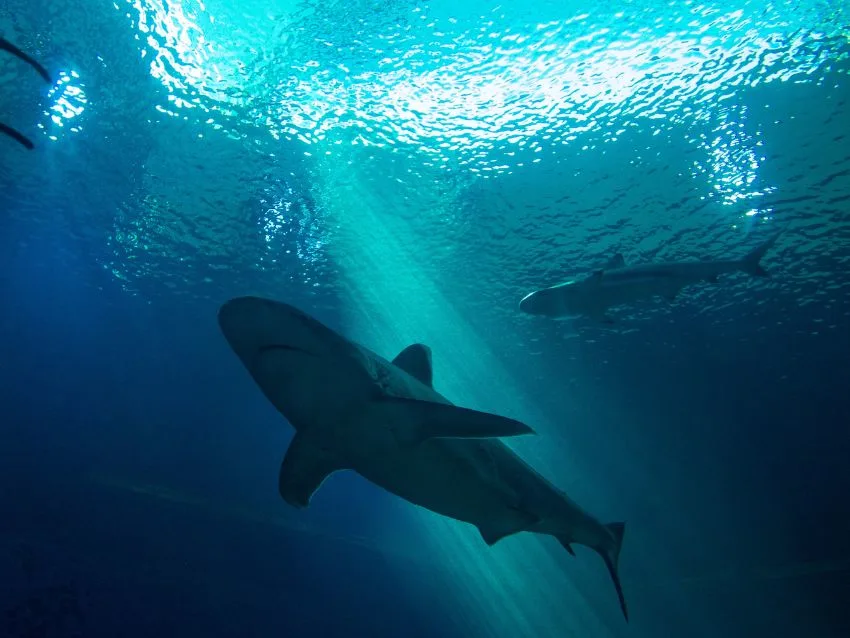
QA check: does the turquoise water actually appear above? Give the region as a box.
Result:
[1,0,849,636]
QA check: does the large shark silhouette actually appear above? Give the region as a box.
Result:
[218,296,629,620]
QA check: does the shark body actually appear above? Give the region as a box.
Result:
[218,296,629,620]
[519,232,782,322]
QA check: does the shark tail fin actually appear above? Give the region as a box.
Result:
[740,231,782,278]
[596,521,629,622]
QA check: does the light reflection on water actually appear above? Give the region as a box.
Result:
[122,0,846,167]
[40,69,87,140]
[110,0,848,258]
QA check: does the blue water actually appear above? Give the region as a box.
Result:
[1,0,848,636]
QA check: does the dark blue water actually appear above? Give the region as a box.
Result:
[2,0,849,636]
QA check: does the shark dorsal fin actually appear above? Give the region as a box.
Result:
[606,253,626,269]
[392,344,433,388]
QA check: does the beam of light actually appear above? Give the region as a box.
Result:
[311,149,626,636]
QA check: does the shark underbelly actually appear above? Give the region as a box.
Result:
[350,436,521,527]
[597,277,682,306]
[595,261,739,309]
[346,426,592,545]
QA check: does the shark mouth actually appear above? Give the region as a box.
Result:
[257,344,316,357]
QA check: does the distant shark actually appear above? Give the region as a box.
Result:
[0,36,52,150]
[218,296,630,621]
[519,232,782,322]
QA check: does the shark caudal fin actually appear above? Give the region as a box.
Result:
[740,231,782,277]
[597,522,629,622]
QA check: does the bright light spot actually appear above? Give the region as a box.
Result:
[117,2,841,196]
[39,70,88,140]
[121,0,254,125]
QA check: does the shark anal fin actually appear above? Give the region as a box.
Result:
[372,397,535,446]
[589,308,615,324]
[557,538,577,556]
[392,344,433,388]
[477,509,540,546]
[278,431,346,509]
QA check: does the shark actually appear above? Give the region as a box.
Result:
[519,232,782,322]
[218,296,629,621]
[1,36,52,149]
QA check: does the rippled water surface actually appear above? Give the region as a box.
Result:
[1,0,848,636]
[2,0,847,313]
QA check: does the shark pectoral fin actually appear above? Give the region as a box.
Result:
[278,431,346,509]
[477,509,540,546]
[391,344,434,388]
[663,286,682,301]
[373,397,536,446]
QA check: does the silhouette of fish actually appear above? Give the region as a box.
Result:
[0,36,53,150]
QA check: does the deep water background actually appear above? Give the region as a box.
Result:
[1,0,849,636]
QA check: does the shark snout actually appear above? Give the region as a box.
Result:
[218,296,325,363]
[218,296,265,335]
[218,297,266,358]
[519,291,542,315]
[218,296,294,353]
